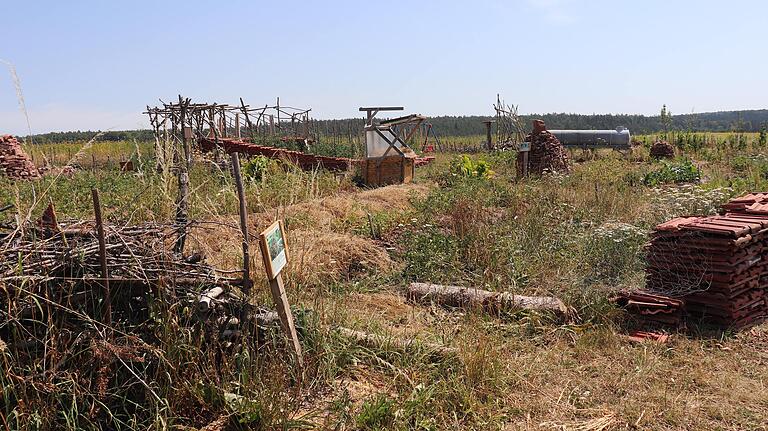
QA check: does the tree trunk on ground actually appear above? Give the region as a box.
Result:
[406,282,568,318]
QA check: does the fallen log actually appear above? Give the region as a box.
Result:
[406,282,568,318]
[198,286,225,312]
[337,327,457,357]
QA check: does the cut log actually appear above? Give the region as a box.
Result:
[337,327,457,357]
[198,286,225,312]
[406,282,568,318]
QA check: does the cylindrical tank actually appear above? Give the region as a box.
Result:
[549,127,631,149]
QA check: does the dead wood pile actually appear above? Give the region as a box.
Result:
[0,216,279,413]
[518,120,570,176]
[0,134,41,179]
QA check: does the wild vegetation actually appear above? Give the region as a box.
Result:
[2,131,768,430]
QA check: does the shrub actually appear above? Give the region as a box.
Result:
[642,158,700,186]
[241,155,271,181]
[581,222,647,283]
[450,155,494,179]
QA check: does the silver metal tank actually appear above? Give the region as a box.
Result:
[549,127,631,149]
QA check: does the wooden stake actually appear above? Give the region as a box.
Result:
[174,96,190,254]
[230,152,251,293]
[91,188,111,325]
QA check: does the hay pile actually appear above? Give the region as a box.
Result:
[190,223,395,287]
[0,134,41,179]
[518,120,570,176]
[650,140,674,159]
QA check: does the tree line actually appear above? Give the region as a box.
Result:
[23,109,768,143]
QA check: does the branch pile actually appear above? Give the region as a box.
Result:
[0,217,279,423]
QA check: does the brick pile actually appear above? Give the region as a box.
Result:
[518,120,570,176]
[645,206,768,329]
[0,135,41,180]
[649,140,674,159]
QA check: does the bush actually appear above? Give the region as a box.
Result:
[241,155,271,181]
[642,158,700,186]
[450,155,494,179]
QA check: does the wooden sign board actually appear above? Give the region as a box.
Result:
[518,142,530,152]
[259,220,288,280]
[258,220,303,366]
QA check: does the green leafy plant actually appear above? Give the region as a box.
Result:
[241,155,271,181]
[642,158,700,186]
[356,395,396,430]
[450,155,494,179]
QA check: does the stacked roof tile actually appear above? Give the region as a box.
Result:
[645,194,768,329]
[614,289,685,327]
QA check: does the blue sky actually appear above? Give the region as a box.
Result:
[2,0,767,134]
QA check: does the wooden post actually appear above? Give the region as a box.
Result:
[91,188,111,326]
[239,98,256,142]
[483,120,494,151]
[175,96,190,254]
[230,152,251,294]
[235,113,241,140]
[522,151,529,177]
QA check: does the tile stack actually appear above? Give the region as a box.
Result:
[518,120,570,176]
[0,135,41,180]
[720,193,768,215]
[645,208,768,329]
[614,289,685,327]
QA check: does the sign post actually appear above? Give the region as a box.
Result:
[518,141,530,178]
[259,220,303,365]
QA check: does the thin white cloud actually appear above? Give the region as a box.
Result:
[527,0,577,23]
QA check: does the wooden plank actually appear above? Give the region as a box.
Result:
[268,274,304,366]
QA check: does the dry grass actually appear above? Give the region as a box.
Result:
[6,136,768,429]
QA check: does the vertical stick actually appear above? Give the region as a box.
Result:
[484,121,493,151]
[175,96,190,254]
[268,274,304,366]
[230,152,251,293]
[91,188,111,326]
[235,113,241,140]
